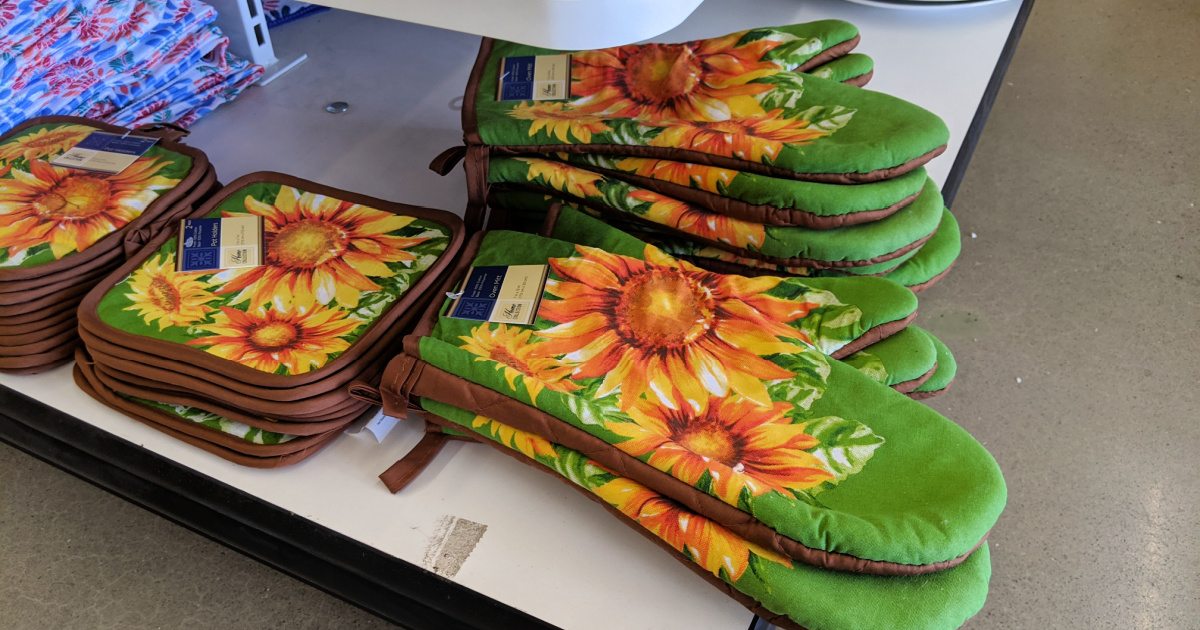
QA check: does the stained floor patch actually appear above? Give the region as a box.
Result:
[422,516,487,578]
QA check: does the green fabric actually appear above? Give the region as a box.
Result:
[0,121,194,268]
[416,230,1005,566]
[95,181,451,376]
[548,152,927,220]
[121,394,297,445]
[423,399,991,630]
[488,157,943,265]
[881,207,961,288]
[843,326,937,387]
[807,53,874,83]
[475,26,949,177]
[913,328,957,394]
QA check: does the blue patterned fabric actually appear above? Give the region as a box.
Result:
[0,0,263,134]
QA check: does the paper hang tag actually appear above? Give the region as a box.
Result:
[177,216,264,273]
[497,54,571,101]
[448,264,548,326]
[50,131,158,174]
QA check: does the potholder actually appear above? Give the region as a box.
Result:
[375,230,1005,573]
[541,153,928,228]
[0,116,211,282]
[910,331,958,400]
[77,173,465,414]
[418,400,991,630]
[874,207,961,293]
[463,26,948,183]
[487,157,944,269]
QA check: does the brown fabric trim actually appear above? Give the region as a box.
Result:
[0,116,210,282]
[377,423,459,493]
[795,34,860,73]
[0,324,77,355]
[0,305,75,336]
[420,411,812,630]
[0,259,118,305]
[123,166,220,259]
[74,355,341,468]
[0,280,92,317]
[537,202,565,238]
[461,38,492,146]
[892,361,938,394]
[463,145,491,231]
[486,143,947,185]
[906,260,957,294]
[541,159,920,228]
[387,355,984,576]
[77,171,466,390]
[0,315,74,345]
[428,145,467,176]
[0,245,122,295]
[89,360,361,435]
[828,311,916,360]
[134,122,190,143]
[0,339,78,370]
[908,380,954,400]
[843,69,873,88]
[0,355,72,374]
[491,182,936,269]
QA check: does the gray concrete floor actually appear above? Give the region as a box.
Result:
[1,1,1198,628]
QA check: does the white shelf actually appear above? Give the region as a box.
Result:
[0,2,1026,628]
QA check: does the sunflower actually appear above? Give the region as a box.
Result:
[569,31,788,123]
[609,393,833,506]
[515,158,604,199]
[534,244,813,408]
[459,324,579,404]
[614,157,736,193]
[187,304,361,374]
[630,190,764,249]
[0,158,179,260]
[216,186,431,310]
[593,476,792,580]
[124,253,216,330]
[0,124,95,163]
[649,110,828,164]
[508,102,611,143]
[471,414,559,460]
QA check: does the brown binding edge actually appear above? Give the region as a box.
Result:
[377,422,471,493]
[0,340,78,371]
[490,183,938,270]
[0,115,212,282]
[892,361,938,394]
[76,171,466,391]
[909,377,955,400]
[906,260,958,294]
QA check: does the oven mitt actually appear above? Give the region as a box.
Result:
[542,153,926,228]
[463,26,949,183]
[910,332,957,400]
[842,326,939,395]
[417,401,991,630]
[875,207,961,293]
[808,53,874,87]
[487,157,943,269]
[383,229,1005,573]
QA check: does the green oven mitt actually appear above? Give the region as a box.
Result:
[910,331,958,399]
[387,229,1005,573]
[419,400,991,630]
[487,156,943,270]
[842,326,939,394]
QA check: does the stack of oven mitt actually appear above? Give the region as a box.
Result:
[349,214,1005,630]
[0,116,218,373]
[431,19,960,294]
[73,172,465,467]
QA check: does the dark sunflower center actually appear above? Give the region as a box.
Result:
[623,45,702,105]
[676,424,740,465]
[148,276,180,312]
[271,220,346,268]
[37,176,112,218]
[249,321,299,350]
[617,270,713,348]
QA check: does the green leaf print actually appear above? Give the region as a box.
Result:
[801,416,885,497]
[843,351,889,384]
[768,350,831,413]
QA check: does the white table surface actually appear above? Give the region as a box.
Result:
[0,1,1024,628]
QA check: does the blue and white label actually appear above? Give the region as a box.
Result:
[497,54,571,101]
[50,131,158,174]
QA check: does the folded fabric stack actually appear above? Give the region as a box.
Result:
[0,116,218,373]
[73,172,465,467]
[350,216,1005,630]
[0,0,262,135]
[433,19,961,294]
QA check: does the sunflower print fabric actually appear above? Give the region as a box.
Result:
[97,182,450,376]
[0,122,192,267]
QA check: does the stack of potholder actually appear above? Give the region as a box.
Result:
[73,172,465,467]
[432,19,962,294]
[0,115,217,373]
[0,0,262,134]
[348,214,1005,630]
